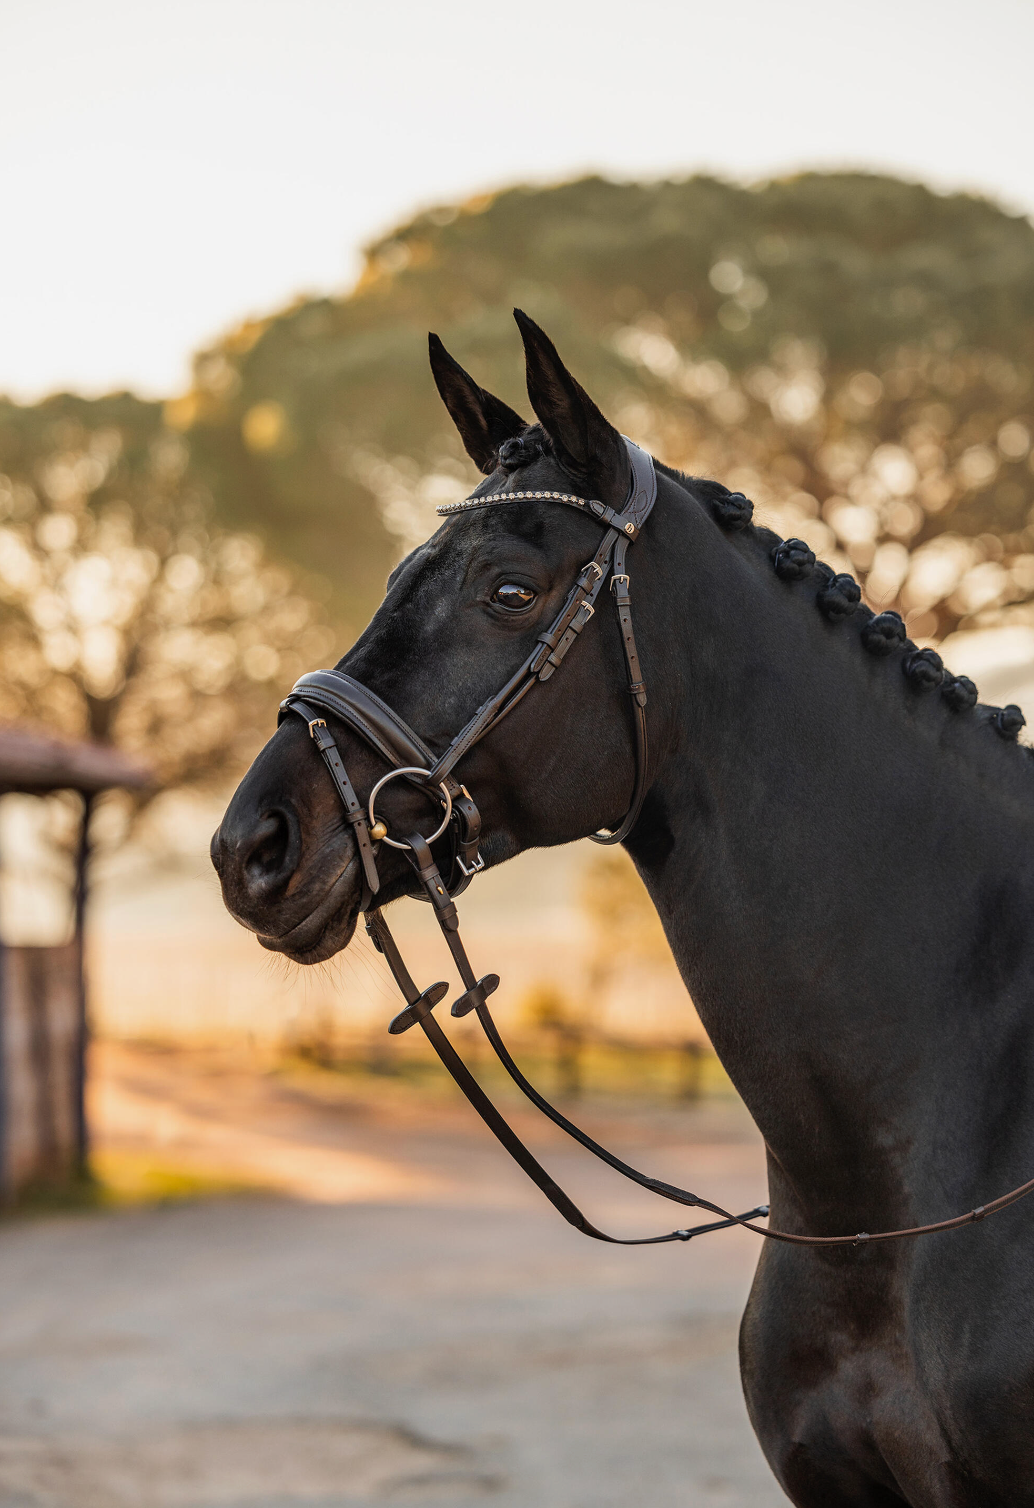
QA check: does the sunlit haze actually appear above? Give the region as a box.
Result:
[3,0,1033,399]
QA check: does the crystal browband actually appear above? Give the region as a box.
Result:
[436,489,603,517]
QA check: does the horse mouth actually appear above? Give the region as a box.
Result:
[253,859,361,964]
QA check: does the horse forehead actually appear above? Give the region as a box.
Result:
[387,476,595,613]
[385,542,462,629]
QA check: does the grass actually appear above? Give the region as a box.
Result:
[4,1149,266,1220]
[281,1029,737,1107]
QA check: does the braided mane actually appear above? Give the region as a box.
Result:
[661,463,1030,759]
[483,435,1029,764]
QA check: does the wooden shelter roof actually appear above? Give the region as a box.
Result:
[0,727,152,795]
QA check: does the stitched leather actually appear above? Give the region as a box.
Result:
[289,697,381,905]
[282,669,434,770]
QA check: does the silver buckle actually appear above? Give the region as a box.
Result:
[456,852,485,879]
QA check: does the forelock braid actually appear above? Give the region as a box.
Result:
[497,432,550,473]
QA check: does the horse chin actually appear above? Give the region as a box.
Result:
[255,860,362,965]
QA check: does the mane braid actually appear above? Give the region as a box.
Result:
[663,465,1030,767]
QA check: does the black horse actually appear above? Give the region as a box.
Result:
[213,312,1034,1506]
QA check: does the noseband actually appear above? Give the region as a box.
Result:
[278,438,1034,1250]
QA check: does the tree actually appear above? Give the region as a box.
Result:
[610,325,1034,640]
[0,394,334,811]
[8,175,1034,657]
[173,172,1034,639]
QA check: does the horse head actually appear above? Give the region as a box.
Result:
[212,312,674,963]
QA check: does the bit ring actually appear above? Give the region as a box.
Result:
[368,766,453,850]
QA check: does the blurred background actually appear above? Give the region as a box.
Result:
[0,1,1032,1504]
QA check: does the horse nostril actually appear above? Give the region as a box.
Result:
[238,807,300,894]
[209,832,224,874]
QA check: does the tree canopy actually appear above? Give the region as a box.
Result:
[4,170,1034,792]
[171,172,1034,637]
[0,393,333,799]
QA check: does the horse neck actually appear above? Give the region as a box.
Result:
[627,479,1034,1226]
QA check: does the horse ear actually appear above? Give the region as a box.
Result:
[428,333,527,475]
[513,309,626,490]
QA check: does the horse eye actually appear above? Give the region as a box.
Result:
[491,583,536,609]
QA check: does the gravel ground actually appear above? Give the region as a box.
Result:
[0,1047,788,1507]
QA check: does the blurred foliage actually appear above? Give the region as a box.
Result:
[520,981,584,1097]
[0,395,334,804]
[580,847,712,1055]
[581,846,672,970]
[522,980,580,1031]
[174,171,1034,636]
[3,1150,262,1216]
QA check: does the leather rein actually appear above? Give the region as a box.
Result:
[279,439,1034,1250]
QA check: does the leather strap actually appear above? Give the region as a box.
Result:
[440,436,658,544]
[290,698,381,906]
[282,669,435,771]
[363,863,768,1246]
[591,532,650,845]
[390,835,1034,1250]
[610,535,646,706]
[619,436,658,536]
[419,532,619,788]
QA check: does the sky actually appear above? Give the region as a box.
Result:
[2,0,1033,401]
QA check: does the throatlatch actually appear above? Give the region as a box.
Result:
[280,438,1034,1250]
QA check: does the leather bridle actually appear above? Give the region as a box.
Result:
[279,438,1034,1249]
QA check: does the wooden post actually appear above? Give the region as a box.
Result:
[72,791,93,1177]
[0,821,6,1201]
[555,1024,583,1100]
[679,1040,705,1101]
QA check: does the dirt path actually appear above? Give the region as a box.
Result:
[0,1045,787,1507]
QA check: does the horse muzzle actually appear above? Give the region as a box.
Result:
[211,776,364,963]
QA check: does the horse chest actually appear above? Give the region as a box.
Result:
[741,1248,1034,1506]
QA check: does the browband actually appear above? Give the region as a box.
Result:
[436,436,657,543]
